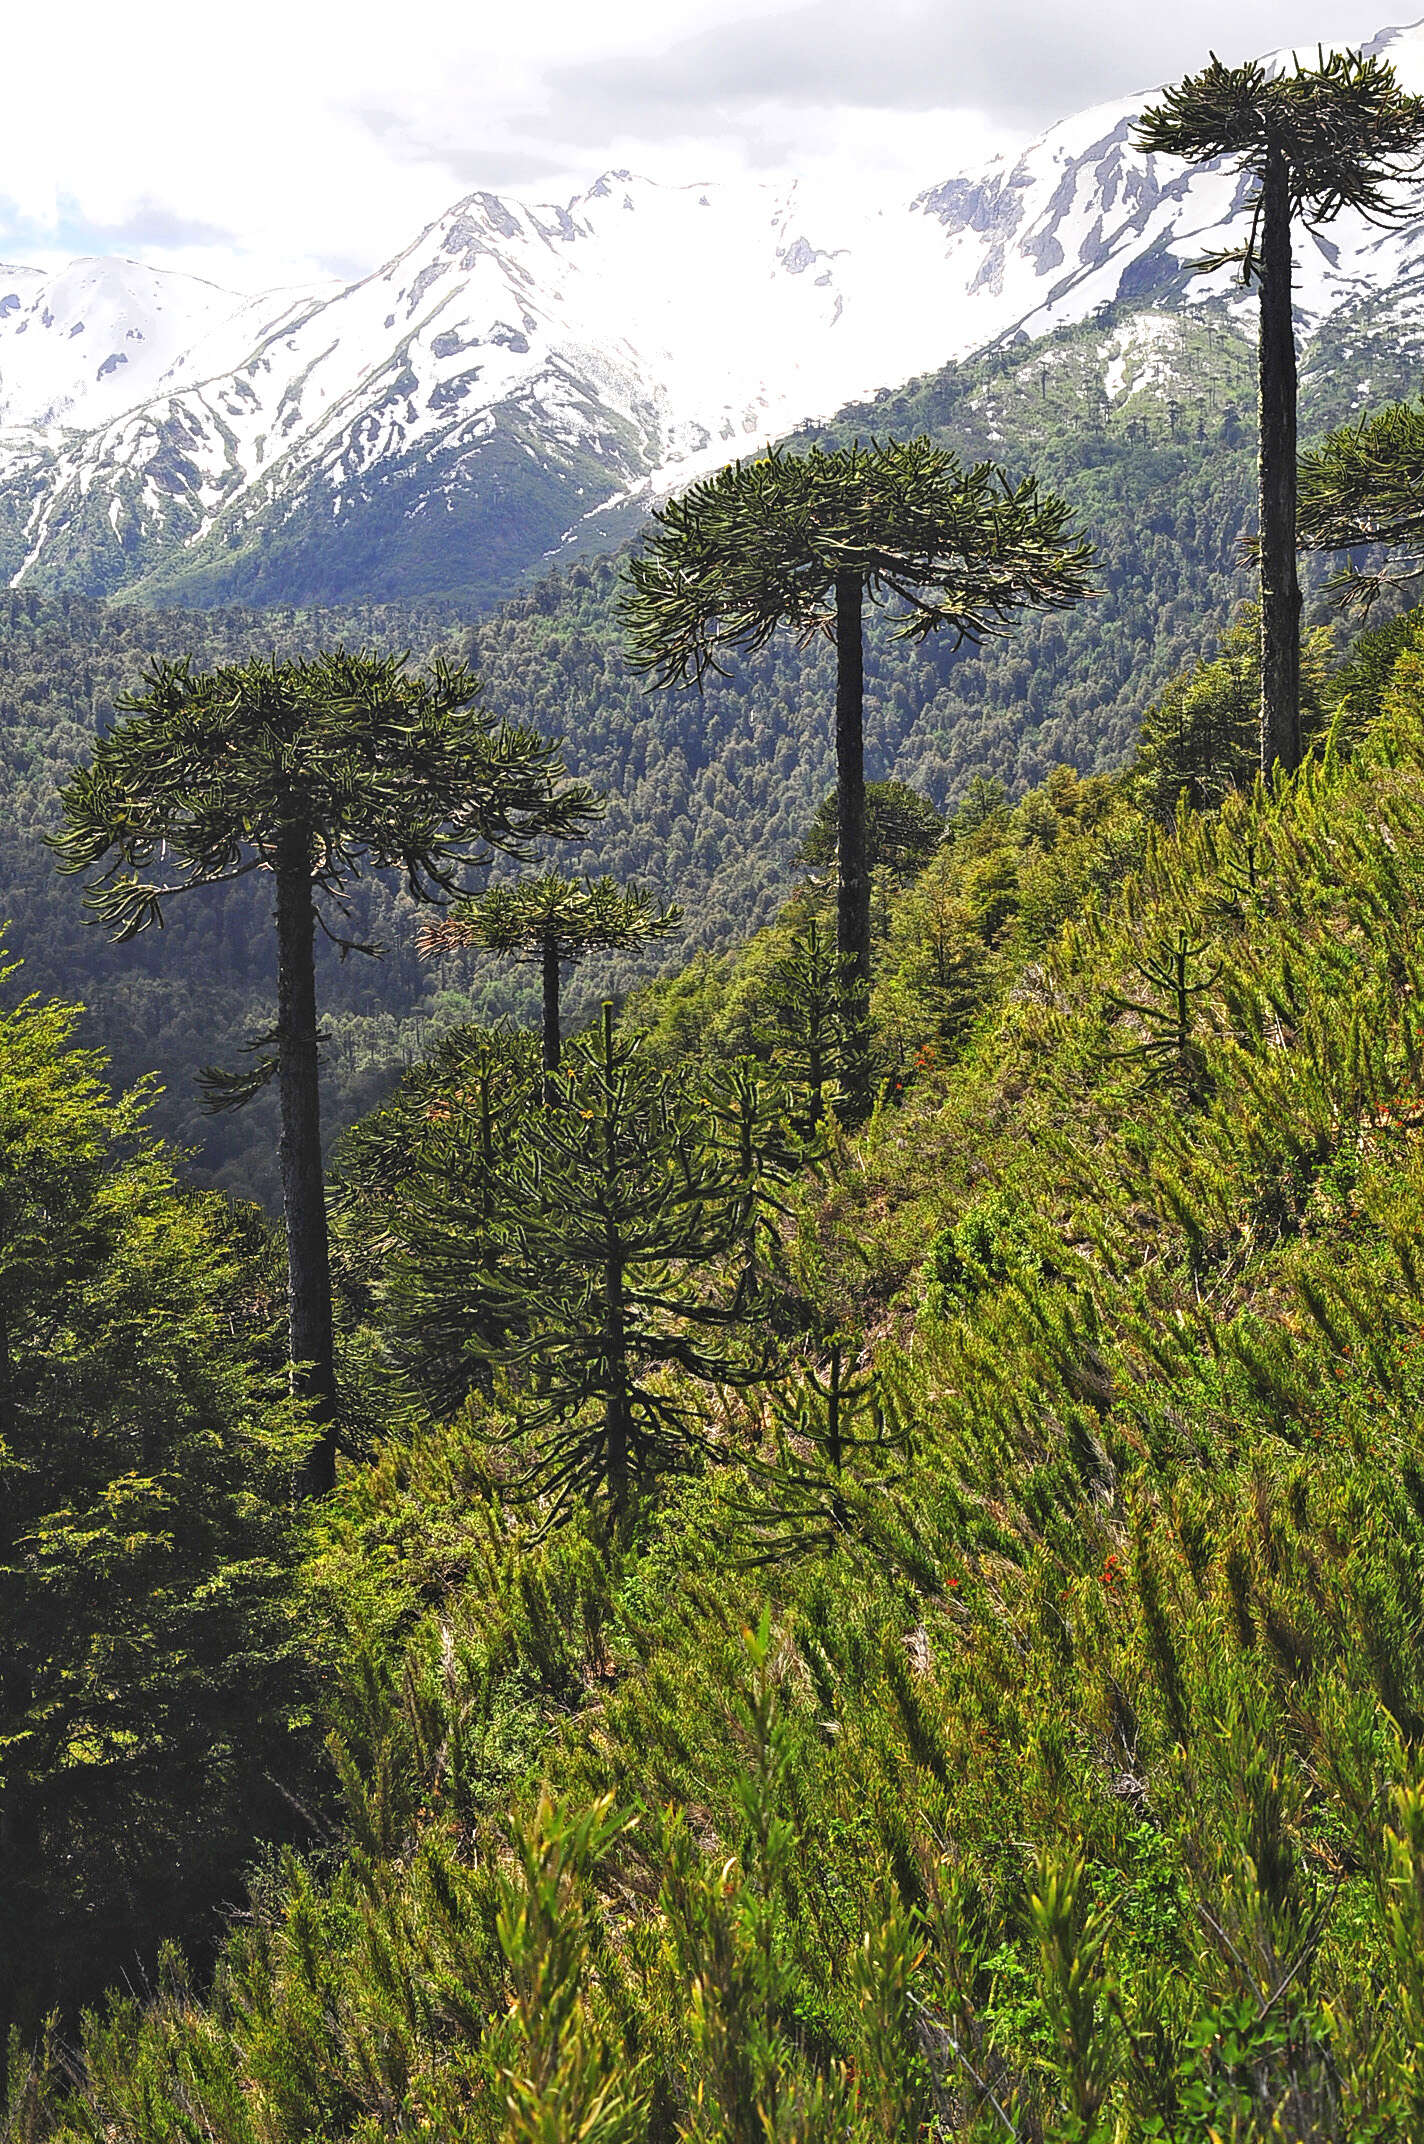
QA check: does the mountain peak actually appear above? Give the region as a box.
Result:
[3,22,1424,608]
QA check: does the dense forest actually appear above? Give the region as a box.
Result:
[1,291,1412,1203]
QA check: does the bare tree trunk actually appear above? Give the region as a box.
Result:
[541,931,561,1105]
[600,1002,628,1515]
[834,571,871,1110]
[603,1265,629,1519]
[0,1299,12,1446]
[274,826,337,1497]
[1257,146,1302,777]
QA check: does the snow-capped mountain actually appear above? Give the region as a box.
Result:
[0,259,318,436]
[7,18,1424,610]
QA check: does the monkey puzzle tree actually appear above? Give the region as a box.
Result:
[1298,395,1424,609]
[795,777,944,884]
[754,911,846,1141]
[420,874,681,1102]
[621,440,1092,1110]
[466,1006,769,1525]
[1135,47,1424,776]
[51,650,596,1496]
[331,1026,542,1414]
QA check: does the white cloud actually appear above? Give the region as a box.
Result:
[0,0,1411,292]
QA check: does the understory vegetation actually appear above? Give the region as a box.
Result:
[12,593,1424,2135]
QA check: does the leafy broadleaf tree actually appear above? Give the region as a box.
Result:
[1134,606,1335,817]
[0,970,312,2039]
[420,874,680,1102]
[465,1006,769,1524]
[51,651,596,1494]
[621,440,1093,1108]
[1135,48,1424,774]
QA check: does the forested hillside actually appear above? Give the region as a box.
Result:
[15,24,1424,2138]
[13,590,1424,2133]
[4,294,1405,1201]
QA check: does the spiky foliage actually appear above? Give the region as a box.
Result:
[33,654,1424,2137]
[330,1026,542,1416]
[621,439,1093,1108]
[50,651,596,1492]
[420,874,680,1099]
[1106,924,1223,1103]
[1298,395,1424,608]
[749,909,852,1141]
[1136,47,1424,775]
[51,650,597,935]
[729,1338,913,1566]
[1135,49,1424,226]
[794,778,945,883]
[459,1006,769,1523]
[700,1056,805,1321]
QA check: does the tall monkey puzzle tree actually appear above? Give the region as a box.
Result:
[621,441,1092,1109]
[1135,48,1424,776]
[51,651,596,1496]
[420,873,681,1102]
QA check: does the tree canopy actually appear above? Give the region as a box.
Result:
[1298,396,1424,607]
[1136,45,1424,775]
[622,439,1092,1108]
[421,873,679,969]
[795,778,945,881]
[1133,48,1424,232]
[620,440,1094,685]
[50,648,598,939]
[421,875,681,1096]
[0,969,313,2039]
[50,649,597,1494]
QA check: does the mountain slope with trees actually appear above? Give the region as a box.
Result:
[3,289,1418,1201]
[11,583,1424,2134]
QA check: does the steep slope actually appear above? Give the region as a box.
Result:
[19,612,1424,2135]
[9,281,1413,1203]
[7,20,1424,609]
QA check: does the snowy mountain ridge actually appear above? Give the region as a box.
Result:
[6,18,1424,609]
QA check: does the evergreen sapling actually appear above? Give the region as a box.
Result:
[461,1005,771,1524]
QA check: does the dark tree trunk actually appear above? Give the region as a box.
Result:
[600,998,628,1517]
[603,1262,629,1519]
[274,826,337,1497]
[0,1298,12,1447]
[1257,147,1302,777]
[834,571,871,1109]
[825,1342,844,1474]
[541,931,562,1105]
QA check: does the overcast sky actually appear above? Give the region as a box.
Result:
[3,0,1414,293]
